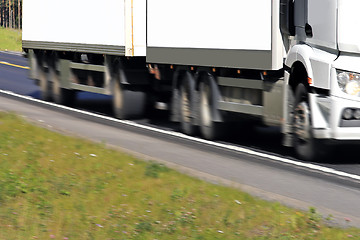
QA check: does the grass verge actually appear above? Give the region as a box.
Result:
[0,28,22,52]
[0,112,359,239]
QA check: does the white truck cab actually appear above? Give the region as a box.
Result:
[282,0,360,160]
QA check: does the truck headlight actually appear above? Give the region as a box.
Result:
[337,70,360,96]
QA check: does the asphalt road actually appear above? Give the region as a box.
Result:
[1,51,360,227]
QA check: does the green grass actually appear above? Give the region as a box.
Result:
[0,112,359,239]
[0,27,22,52]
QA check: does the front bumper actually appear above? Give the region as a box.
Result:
[311,94,360,140]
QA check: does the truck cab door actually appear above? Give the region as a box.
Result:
[306,0,337,50]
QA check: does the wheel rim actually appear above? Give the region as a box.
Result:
[181,85,191,123]
[200,83,212,127]
[39,66,50,100]
[51,67,60,100]
[114,81,123,111]
[294,101,311,143]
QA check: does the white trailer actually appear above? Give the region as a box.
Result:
[147,0,285,133]
[23,0,148,118]
[22,0,360,161]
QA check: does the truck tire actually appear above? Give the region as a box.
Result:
[179,74,197,135]
[39,62,52,101]
[293,83,325,161]
[199,76,223,140]
[112,80,146,119]
[50,63,76,106]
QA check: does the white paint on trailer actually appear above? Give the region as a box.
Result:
[147,0,272,50]
[22,0,126,47]
[125,0,147,56]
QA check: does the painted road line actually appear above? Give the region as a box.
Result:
[0,61,30,70]
[0,51,23,56]
[1,89,360,182]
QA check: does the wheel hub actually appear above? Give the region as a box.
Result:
[181,89,191,123]
[294,101,311,142]
[201,84,212,127]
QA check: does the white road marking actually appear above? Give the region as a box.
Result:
[0,51,23,56]
[1,89,360,182]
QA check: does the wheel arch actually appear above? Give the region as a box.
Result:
[288,61,310,92]
[285,45,315,86]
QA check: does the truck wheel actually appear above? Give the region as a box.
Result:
[199,77,222,140]
[179,75,196,135]
[39,63,52,101]
[112,80,146,119]
[293,83,324,161]
[51,64,76,106]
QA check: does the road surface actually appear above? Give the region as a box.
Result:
[1,51,360,227]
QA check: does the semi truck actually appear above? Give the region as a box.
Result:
[22,0,360,161]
